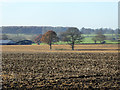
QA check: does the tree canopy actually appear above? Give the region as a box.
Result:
[92,32,106,44]
[60,27,83,50]
[40,30,58,49]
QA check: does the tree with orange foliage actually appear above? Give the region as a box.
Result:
[34,34,42,45]
[41,30,58,49]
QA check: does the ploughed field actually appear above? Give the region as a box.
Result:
[2,52,120,89]
[1,44,120,89]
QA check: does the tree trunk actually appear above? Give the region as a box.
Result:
[72,45,74,50]
[71,42,74,50]
[50,44,52,50]
[94,40,96,44]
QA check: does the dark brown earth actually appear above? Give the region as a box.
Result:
[2,52,120,89]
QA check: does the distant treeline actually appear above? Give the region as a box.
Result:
[0,26,119,35]
[0,26,68,35]
[80,27,119,34]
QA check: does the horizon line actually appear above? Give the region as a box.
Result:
[0,25,118,30]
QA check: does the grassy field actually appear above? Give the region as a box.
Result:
[1,44,120,89]
[6,33,120,44]
[81,37,119,44]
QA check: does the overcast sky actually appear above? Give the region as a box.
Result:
[0,0,118,29]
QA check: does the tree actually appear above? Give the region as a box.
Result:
[34,34,42,45]
[60,27,83,50]
[40,30,58,49]
[92,37,97,44]
[92,32,106,44]
[96,33,106,43]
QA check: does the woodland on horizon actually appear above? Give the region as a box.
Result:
[0,26,119,35]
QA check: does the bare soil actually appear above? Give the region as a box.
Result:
[2,52,120,89]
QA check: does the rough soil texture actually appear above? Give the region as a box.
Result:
[2,52,120,89]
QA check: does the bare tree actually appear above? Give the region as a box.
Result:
[92,31,106,44]
[96,32,106,43]
[92,37,97,44]
[60,27,83,50]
